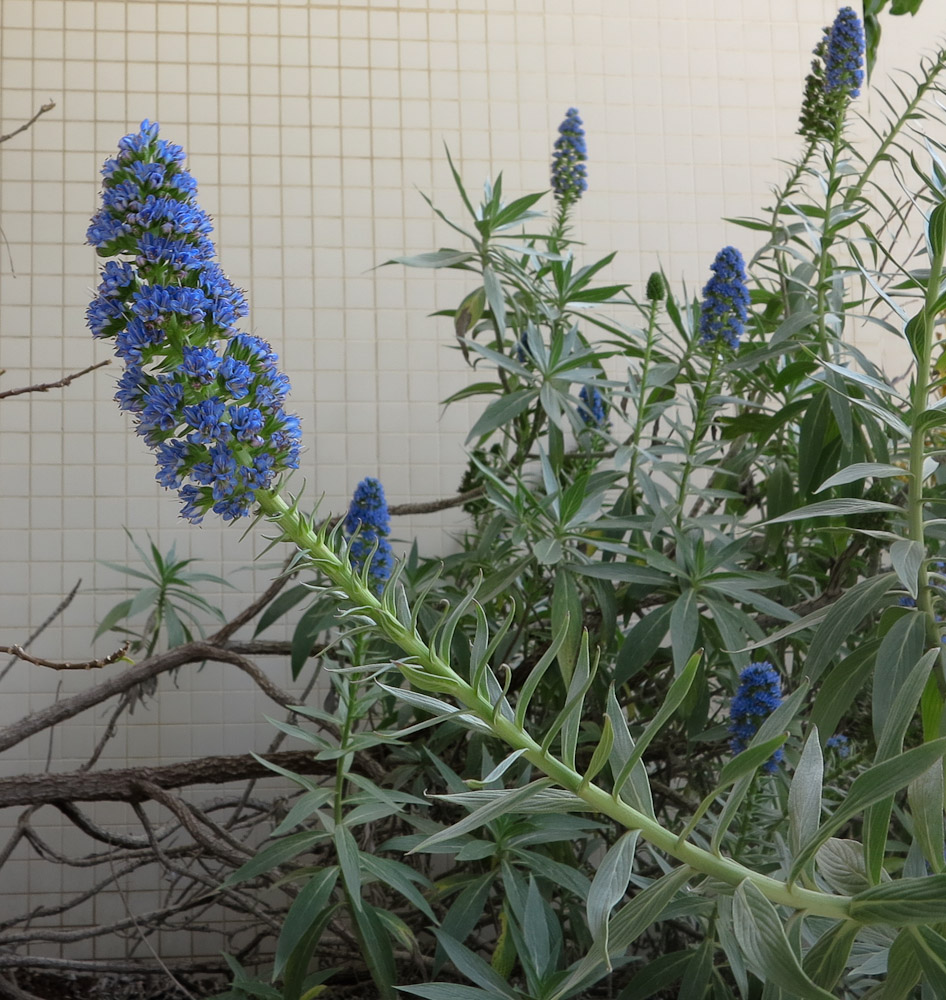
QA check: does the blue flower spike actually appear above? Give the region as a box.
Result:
[87,120,302,524]
[578,385,607,428]
[825,6,865,99]
[699,246,750,350]
[344,477,394,594]
[798,6,865,141]
[729,661,784,773]
[551,108,588,204]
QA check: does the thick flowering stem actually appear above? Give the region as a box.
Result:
[909,206,946,694]
[254,487,852,920]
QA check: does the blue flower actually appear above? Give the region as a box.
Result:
[88,121,302,524]
[699,246,750,349]
[551,108,588,203]
[826,734,851,758]
[798,7,865,141]
[345,477,394,593]
[825,7,864,99]
[729,661,783,773]
[578,385,607,427]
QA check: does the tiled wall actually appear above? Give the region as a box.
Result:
[0,0,943,946]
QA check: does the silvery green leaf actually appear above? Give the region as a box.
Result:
[586,831,639,964]
[388,249,475,268]
[890,539,925,597]
[908,925,946,994]
[411,780,553,853]
[533,537,563,565]
[552,867,691,1000]
[816,462,909,492]
[816,839,873,896]
[762,498,902,526]
[791,739,946,882]
[733,881,836,1000]
[850,875,946,925]
[433,787,588,813]
[789,727,824,860]
[909,759,945,872]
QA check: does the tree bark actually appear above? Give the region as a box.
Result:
[0,750,339,808]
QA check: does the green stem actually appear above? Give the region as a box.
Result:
[909,211,946,672]
[255,490,852,921]
[675,342,723,526]
[627,298,659,509]
[845,48,946,207]
[815,130,843,362]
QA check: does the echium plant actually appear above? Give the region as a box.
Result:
[88,25,946,991]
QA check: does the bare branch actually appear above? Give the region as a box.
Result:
[0,641,299,755]
[0,640,131,671]
[389,486,484,515]
[0,101,56,145]
[0,359,111,400]
[209,556,294,643]
[0,578,81,683]
[0,750,338,810]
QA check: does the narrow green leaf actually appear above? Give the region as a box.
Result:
[552,569,582,685]
[273,868,339,977]
[615,949,691,1000]
[580,714,614,790]
[816,462,909,492]
[335,825,363,911]
[908,925,946,994]
[93,598,134,640]
[801,920,858,991]
[880,928,922,1000]
[789,727,824,860]
[552,867,691,1000]
[432,930,520,999]
[762,497,901,526]
[221,830,327,887]
[613,604,673,685]
[410,781,552,854]
[890,539,925,598]
[254,584,312,637]
[465,389,538,443]
[586,831,639,963]
[360,853,436,922]
[852,874,946,925]
[611,651,701,801]
[732,881,836,1000]
[669,588,700,676]
[606,688,655,819]
[482,264,506,334]
[352,903,397,1000]
[791,739,946,881]
[388,249,475,268]
[909,759,945,872]
[804,573,896,684]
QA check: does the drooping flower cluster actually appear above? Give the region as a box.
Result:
[550,108,588,203]
[798,7,865,141]
[87,121,301,523]
[699,246,750,349]
[729,661,783,773]
[577,385,607,427]
[344,477,394,593]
